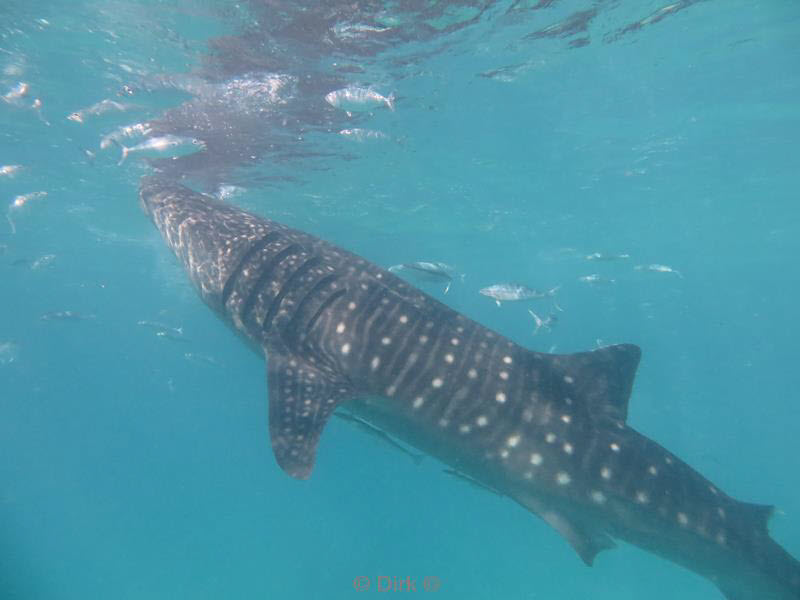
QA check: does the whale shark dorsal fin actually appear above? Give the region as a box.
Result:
[265,341,355,479]
[539,343,641,424]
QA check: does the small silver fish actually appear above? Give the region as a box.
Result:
[115,134,205,165]
[528,309,558,335]
[338,128,389,142]
[477,61,539,83]
[100,122,152,150]
[578,274,616,285]
[389,261,461,293]
[137,320,188,341]
[0,165,22,178]
[480,283,560,307]
[80,147,96,165]
[67,99,136,124]
[7,190,47,234]
[334,412,424,465]
[325,86,395,113]
[331,22,390,40]
[40,310,95,321]
[184,352,221,367]
[10,191,47,209]
[31,254,56,270]
[634,263,683,278]
[2,82,29,104]
[585,252,631,261]
[30,97,50,126]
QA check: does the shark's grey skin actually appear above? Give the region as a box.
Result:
[140,176,799,600]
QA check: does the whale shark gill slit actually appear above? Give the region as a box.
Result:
[303,287,347,340]
[287,272,343,339]
[262,254,324,331]
[221,230,282,307]
[240,243,304,320]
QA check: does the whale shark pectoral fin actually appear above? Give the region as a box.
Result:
[265,342,354,480]
[546,512,616,566]
[516,495,616,566]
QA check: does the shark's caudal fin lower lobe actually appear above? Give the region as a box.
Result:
[717,532,800,600]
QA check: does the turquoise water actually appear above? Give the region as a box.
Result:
[1,1,799,598]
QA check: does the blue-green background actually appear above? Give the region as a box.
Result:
[1,1,798,598]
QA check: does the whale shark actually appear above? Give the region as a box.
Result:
[139,176,799,600]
